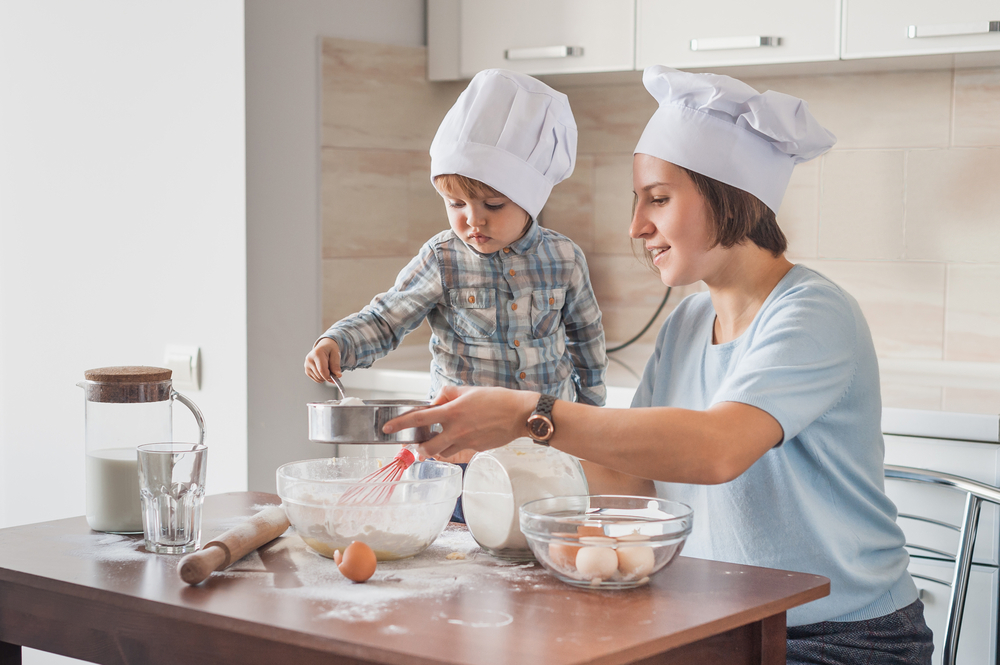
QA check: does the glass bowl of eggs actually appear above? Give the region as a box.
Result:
[519,495,693,589]
[277,457,461,561]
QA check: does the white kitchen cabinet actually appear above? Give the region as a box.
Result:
[454,0,635,79]
[636,0,841,69]
[843,0,1000,59]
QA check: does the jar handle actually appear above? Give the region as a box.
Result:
[171,390,207,444]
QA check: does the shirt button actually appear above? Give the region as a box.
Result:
[514,340,520,347]
[509,269,515,277]
[519,372,526,380]
[468,295,475,304]
[503,247,510,253]
[511,303,518,311]
[548,297,555,305]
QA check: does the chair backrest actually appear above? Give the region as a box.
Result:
[885,464,1000,665]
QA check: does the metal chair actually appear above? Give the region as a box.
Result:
[885,464,1000,665]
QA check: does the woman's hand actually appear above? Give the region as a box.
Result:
[304,338,342,384]
[384,385,538,460]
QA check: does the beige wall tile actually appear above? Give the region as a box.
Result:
[945,264,1000,363]
[408,152,450,249]
[906,148,1000,263]
[322,149,436,259]
[799,260,946,359]
[593,153,636,256]
[954,68,1000,147]
[818,151,905,260]
[322,38,464,151]
[543,155,595,254]
[780,158,820,260]
[880,383,943,411]
[742,70,952,150]
[600,304,672,346]
[588,255,706,344]
[322,256,418,330]
[942,388,1000,414]
[561,84,657,154]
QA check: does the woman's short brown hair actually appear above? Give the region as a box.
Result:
[632,167,787,268]
[683,167,787,257]
[433,174,504,200]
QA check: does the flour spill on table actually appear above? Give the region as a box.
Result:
[63,532,150,563]
[218,526,558,624]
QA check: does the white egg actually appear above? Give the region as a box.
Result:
[575,546,618,580]
[617,546,656,578]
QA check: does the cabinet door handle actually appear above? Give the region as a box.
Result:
[689,36,782,51]
[504,45,585,60]
[907,21,1000,39]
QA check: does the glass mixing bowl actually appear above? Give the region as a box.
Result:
[277,457,461,561]
[519,495,693,589]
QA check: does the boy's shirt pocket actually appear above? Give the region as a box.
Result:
[448,288,497,339]
[530,288,565,339]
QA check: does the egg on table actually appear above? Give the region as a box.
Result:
[334,540,377,582]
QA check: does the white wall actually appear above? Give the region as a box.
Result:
[245,0,426,493]
[0,0,248,526]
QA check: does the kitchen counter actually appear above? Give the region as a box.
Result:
[345,339,1000,415]
[0,492,828,664]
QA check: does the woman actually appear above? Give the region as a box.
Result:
[386,65,933,664]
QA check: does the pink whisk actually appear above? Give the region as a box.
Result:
[338,447,417,505]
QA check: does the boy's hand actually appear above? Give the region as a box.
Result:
[304,338,342,384]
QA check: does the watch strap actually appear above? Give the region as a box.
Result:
[529,393,557,445]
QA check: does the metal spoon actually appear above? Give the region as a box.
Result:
[329,375,347,400]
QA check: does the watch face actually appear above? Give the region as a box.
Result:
[528,416,553,439]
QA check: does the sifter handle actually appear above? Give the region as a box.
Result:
[178,505,290,585]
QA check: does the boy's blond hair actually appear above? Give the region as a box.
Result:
[433,174,504,200]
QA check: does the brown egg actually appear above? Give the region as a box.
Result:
[548,532,582,570]
[334,540,377,582]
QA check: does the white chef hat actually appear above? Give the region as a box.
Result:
[634,65,836,213]
[430,69,577,219]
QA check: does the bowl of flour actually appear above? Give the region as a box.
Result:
[277,457,461,561]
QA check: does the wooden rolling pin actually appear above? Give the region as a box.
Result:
[178,505,290,585]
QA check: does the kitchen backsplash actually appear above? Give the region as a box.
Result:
[321,37,1000,413]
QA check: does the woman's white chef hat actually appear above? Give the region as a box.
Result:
[634,65,836,214]
[430,69,577,219]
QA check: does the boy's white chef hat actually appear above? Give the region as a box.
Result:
[634,65,836,213]
[430,69,577,219]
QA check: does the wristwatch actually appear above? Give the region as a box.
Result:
[526,393,557,445]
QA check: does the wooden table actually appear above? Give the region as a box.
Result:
[0,492,828,665]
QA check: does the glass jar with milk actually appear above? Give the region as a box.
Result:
[79,366,205,533]
[462,438,588,561]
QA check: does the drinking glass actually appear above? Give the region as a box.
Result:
[137,443,207,554]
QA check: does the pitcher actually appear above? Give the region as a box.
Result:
[79,366,206,533]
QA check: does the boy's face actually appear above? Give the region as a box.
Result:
[437,188,531,254]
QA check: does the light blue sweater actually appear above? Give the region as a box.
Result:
[632,265,918,626]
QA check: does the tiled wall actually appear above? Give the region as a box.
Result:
[322,37,1000,412]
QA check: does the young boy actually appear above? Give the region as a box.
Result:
[305,69,607,434]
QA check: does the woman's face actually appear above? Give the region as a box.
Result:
[438,188,531,254]
[630,154,724,287]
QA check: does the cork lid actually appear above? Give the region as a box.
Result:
[84,366,172,383]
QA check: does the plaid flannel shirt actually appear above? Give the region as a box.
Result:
[323,221,607,405]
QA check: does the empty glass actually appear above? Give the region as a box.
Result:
[137,443,207,554]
